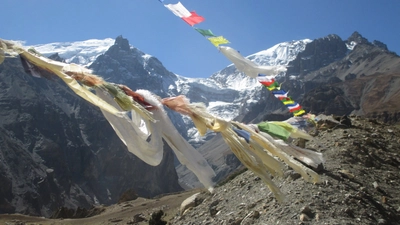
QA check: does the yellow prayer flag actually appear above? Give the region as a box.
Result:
[293,109,306,116]
[282,100,295,105]
[208,36,230,47]
[266,85,280,91]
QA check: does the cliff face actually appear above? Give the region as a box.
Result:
[251,32,400,123]
[286,34,348,76]
[89,36,179,98]
[0,57,182,217]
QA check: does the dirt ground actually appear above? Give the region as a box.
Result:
[0,189,201,225]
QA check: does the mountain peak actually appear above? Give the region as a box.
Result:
[324,34,342,40]
[347,31,369,45]
[114,35,130,50]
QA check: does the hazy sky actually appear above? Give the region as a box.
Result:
[2,0,399,78]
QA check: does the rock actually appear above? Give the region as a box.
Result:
[180,193,205,215]
[209,199,220,208]
[297,138,307,148]
[238,202,246,209]
[132,213,146,223]
[118,188,138,204]
[251,210,260,219]
[109,218,123,223]
[229,217,243,225]
[285,170,301,181]
[300,206,312,216]
[149,210,167,225]
[46,168,54,175]
[339,170,355,179]
[208,199,221,217]
[344,208,353,217]
[377,218,387,225]
[315,213,320,221]
[381,196,387,204]
[209,207,218,217]
[299,213,309,221]
[339,115,352,126]
[372,181,379,189]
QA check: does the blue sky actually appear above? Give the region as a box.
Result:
[2,0,399,78]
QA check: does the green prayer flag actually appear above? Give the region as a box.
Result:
[195,28,216,37]
[257,122,291,141]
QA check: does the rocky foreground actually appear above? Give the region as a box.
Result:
[0,115,399,225]
[168,115,400,225]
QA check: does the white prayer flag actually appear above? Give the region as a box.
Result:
[164,2,191,18]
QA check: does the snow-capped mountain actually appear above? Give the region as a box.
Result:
[32,38,114,66]
[31,36,310,145]
[209,39,312,90]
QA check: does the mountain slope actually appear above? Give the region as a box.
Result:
[0,56,181,217]
[297,32,400,120]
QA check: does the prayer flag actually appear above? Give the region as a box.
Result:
[257,122,291,141]
[259,79,276,86]
[208,36,230,47]
[278,96,292,101]
[219,47,284,78]
[293,109,306,116]
[272,90,288,98]
[257,74,275,83]
[164,2,191,18]
[282,100,295,105]
[195,28,216,37]
[233,128,251,143]
[287,103,302,112]
[182,11,205,26]
[266,82,280,91]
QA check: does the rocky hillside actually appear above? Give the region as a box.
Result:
[170,116,400,225]
[288,32,400,119]
[1,115,399,224]
[0,56,182,217]
[254,32,400,121]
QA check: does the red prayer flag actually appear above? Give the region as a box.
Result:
[259,79,275,86]
[278,96,292,101]
[182,11,205,26]
[289,105,302,112]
